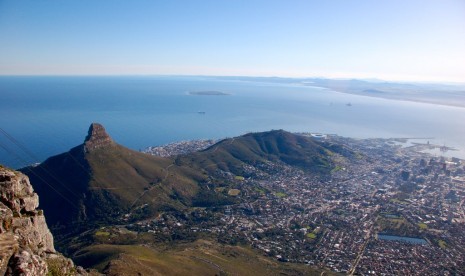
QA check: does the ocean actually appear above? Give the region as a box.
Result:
[1,76,465,169]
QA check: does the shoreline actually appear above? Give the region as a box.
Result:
[306,85,465,109]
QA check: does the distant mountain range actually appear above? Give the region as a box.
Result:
[22,123,339,234]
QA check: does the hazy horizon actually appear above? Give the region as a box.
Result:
[1,0,464,83]
[1,74,465,86]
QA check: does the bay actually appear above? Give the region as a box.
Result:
[1,76,464,169]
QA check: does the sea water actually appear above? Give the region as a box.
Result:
[1,76,465,168]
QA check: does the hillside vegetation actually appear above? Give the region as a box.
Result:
[179,129,334,175]
[23,124,336,234]
[73,239,334,276]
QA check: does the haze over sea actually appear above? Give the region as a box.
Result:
[1,76,465,169]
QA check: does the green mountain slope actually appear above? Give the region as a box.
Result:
[178,129,334,175]
[23,124,205,230]
[72,239,336,276]
[23,124,336,233]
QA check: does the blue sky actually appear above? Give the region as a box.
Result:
[0,0,464,82]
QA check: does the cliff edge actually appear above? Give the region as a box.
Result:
[0,165,88,275]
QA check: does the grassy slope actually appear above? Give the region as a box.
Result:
[25,143,206,227]
[22,145,92,225]
[179,130,333,175]
[85,144,203,211]
[73,240,335,276]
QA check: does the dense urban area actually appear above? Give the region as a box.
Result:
[117,135,464,275]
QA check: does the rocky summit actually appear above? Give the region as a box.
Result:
[0,166,87,275]
[84,123,115,152]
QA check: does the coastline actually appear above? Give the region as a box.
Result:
[311,86,465,109]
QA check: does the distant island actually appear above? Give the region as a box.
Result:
[188,90,230,96]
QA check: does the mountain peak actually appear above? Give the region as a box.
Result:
[84,123,114,151]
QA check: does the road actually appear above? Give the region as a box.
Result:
[129,163,174,209]
[348,224,373,275]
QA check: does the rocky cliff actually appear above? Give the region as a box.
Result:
[84,123,115,152]
[0,165,87,275]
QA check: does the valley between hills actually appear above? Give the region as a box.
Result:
[4,123,464,275]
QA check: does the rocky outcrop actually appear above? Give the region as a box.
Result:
[84,123,115,152]
[0,166,87,275]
